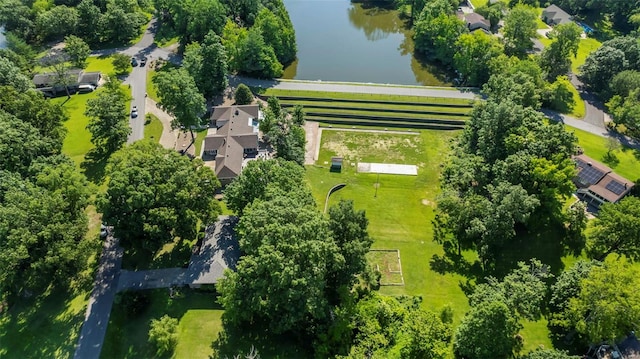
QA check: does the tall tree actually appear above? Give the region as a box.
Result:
[414,13,466,66]
[327,200,373,300]
[224,158,309,214]
[0,56,33,92]
[217,195,343,335]
[580,46,628,92]
[63,35,90,69]
[502,4,537,57]
[254,7,296,65]
[0,161,94,301]
[0,110,58,175]
[153,68,206,143]
[539,22,582,81]
[237,27,283,78]
[35,5,79,41]
[568,255,640,343]
[586,196,640,260]
[0,85,67,149]
[183,31,228,97]
[97,141,220,257]
[85,78,131,153]
[453,300,522,359]
[454,31,503,86]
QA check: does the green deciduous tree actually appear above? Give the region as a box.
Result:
[85,78,131,153]
[0,160,94,300]
[469,259,551,320]
[414,13,466,66]
[586,196,640,260]
[63,35,90,69]
[0,56,33,92]
[224,158,308,214]
[254,7,296,65]
[344,293,450,358]
[149,315,179,356]
[454,31,503,86]
[483,71,542,109]
[327,200,373,299]
[183,31,228,97]
[97,141,220,257]
[111,53,131,75]
[0,110,59,175]
[580,46,628,92]
[522,348,580,359]
[568,255,640,343]
[502,4,537,57]
[234,83,253,105]
[607,89,640,137]
[453,300,522,359]
[539,22,582,81]
[548,260,594,338]
[35,5,78,41]
[237,27,283,78]
[217,195,343,335]
[221,19,248,72]
[609,70,640,98]
[153,67,206,142]
[0,85,67,149]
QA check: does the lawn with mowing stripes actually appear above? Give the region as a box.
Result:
[283,103,471,116]
[260,88,477,106]
[305,107,467,121]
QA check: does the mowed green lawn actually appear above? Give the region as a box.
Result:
[305,129,561,353]
[571,38,601,74]
[55,92,100,165]
[306,130,470,320]
[569,127,640,181]
[144,114,164,143]
[101,289,224,359]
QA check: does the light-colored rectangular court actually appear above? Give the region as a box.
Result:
[357,162,418,175]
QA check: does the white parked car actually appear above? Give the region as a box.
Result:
[131,106,138,118]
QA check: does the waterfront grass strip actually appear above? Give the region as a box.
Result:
[281,102,472,115]
[259,88,476,106]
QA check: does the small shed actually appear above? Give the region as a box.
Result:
[331,157,343,172]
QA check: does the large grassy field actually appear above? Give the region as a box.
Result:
[305,129,562,353]
[569,127,640,182]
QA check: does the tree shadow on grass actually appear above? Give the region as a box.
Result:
[211,323,310,359]
[103,288,219,359]
[80,147,111,184]
[601,151,620,168]
[0,288,88,358]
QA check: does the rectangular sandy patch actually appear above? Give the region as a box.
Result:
[357,162,418,175]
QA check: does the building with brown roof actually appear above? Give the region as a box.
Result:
[573,154,634,206]
[456,11,491,33]
[203,105,261,184]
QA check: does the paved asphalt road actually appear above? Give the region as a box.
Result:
[230,75,479,100]
[72,236,123,359]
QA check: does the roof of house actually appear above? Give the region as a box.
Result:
[204,105,260,180]
[187,216,240,285]
[33,70,100,87]
[542,4,572,24]
[574,154,634,203]
[465,13,490,28]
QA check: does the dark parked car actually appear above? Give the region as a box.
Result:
[131,57,138,67]
[140,56,147,67]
